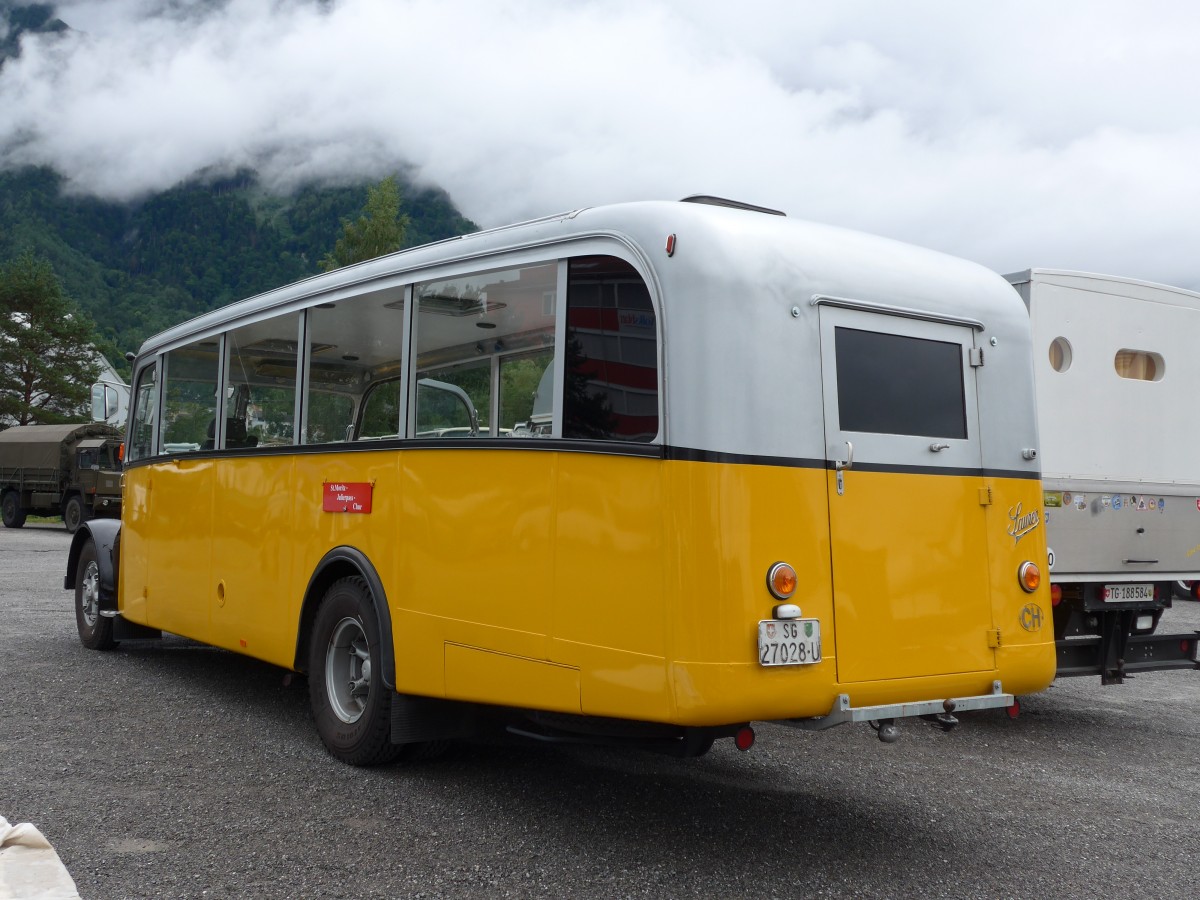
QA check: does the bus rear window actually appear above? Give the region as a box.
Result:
[834,327,967,439]
[564,256,659,442]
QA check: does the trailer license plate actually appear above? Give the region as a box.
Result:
[758,619,822,667]
[1102,583,1154,602]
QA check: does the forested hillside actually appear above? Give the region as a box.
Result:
[0,165,479,368]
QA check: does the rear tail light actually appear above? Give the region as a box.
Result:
[1050,584,1063,606]
[766,562,797,600]
[1006,698,1021,720]
[1018,561,1041,593]
[1191,583,1200,601]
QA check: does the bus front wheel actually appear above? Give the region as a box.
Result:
[308,577,401,766]
[75,538,116,650]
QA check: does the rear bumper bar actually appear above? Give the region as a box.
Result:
[778,680,1013,732]
[1055,631,1200,680]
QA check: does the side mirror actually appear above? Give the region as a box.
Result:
[90,383,120,422]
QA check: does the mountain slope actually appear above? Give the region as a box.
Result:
[0,166,479,365]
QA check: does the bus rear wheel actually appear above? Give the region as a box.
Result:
[75,538,116,650]
[308,577,401,766]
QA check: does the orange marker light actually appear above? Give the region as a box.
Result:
[1018,561,1041,593]
[767,562,797,600]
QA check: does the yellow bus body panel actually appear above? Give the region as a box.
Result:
[827,468,995,683]
[118,450,1054,728]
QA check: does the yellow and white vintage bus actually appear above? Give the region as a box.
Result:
[67,196,1055,764]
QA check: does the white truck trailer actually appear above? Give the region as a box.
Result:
[1007,269,1200,683]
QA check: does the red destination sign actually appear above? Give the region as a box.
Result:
[322,481,373,514]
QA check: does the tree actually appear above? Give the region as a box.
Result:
[0,251,102,426]
[318,176,411,272]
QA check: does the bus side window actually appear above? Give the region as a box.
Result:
[414,261,558,438]
[563,256,659,442]
[306,285,407,444]
[225,313,302,448]
[126,362,158,462]
[162,341,220,454]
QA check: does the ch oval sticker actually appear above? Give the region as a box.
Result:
[1019,603,1045,632]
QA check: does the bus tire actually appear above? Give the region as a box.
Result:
[2,491,26,529]
[64,495,87,534]
[75,537,116,650]
[308,576,401,766]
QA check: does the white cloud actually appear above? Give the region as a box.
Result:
[3,0,1200,287]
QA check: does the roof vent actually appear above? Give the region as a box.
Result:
[680,195,786,217]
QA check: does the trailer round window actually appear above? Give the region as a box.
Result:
[1114,349,1164,382]
[1048,337,1072,372]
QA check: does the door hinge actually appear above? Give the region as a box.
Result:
[978,486,993,506]
[986,627,1002,648]
[969,347,985,367]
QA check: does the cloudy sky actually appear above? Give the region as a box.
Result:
[2,0,1199,287]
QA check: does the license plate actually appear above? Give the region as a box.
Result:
[1102,583,1154,602]
[757,619,822,667]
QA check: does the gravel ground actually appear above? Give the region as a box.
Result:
[2,523,1198,899]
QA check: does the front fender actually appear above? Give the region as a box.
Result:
[64,519,121,609]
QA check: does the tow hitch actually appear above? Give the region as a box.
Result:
[780,682,1011,742]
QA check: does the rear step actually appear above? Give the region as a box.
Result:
[778,681,1014,743]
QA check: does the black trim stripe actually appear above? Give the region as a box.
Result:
[664,446,825,470]
[848,461,1042,481]
[124,439,1040,480]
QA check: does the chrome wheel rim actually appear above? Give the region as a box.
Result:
[325,616,371,724]
[80,560,100,628]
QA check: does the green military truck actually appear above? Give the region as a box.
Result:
[0,423,123,533]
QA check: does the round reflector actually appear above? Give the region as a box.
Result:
[1050,584,1062,607]
[1006,698,1021,720]
[1018,561,1041,593]
[734,726,755,751]
[767,562,797,600]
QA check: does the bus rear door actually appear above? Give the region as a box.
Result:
[817,304,995,684]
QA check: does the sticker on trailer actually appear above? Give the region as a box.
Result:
[1044,492,1062,508]
[1112,495,1124,511]
[1101,495,1111,509]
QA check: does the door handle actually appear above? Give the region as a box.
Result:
[835,441,854,471]
[929,442,950,452]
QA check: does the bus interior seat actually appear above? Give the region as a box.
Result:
[204,417,252,448]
